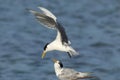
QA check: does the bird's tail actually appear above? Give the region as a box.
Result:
[77,72,94,79]
[67,46,79,57]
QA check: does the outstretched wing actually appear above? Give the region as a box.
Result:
[56,22,69,45]
[38,7,57,21]
[29,7,69,45]
[29,9,56,29]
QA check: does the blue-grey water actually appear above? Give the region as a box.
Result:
[0,0,120,80]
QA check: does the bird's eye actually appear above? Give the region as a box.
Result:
[44,43,49,50]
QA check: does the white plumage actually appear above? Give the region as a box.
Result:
[29,7,79,58]
[38,7,57,21]
[52,58,94,80]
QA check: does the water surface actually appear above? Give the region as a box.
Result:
[0,0,120,80]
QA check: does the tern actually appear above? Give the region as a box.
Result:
[29,7,79,58]
[52,58,94,80]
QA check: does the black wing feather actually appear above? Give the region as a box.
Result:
[30,10,56,29]
[56,22,69,45]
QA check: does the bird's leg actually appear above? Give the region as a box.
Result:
[67,52,71,58]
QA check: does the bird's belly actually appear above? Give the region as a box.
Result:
[54,44,67,51]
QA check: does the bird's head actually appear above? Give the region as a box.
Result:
[52,58,63,69]
[41,43,50,59]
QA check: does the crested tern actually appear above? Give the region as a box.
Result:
[52,58,94,80]
[29,7,79,58]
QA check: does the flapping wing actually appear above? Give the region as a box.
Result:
[29,10,56,29]
[56,22,69,45]
[38,7,57,21]
[29,7,69,45]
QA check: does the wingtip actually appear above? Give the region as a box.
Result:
[29,9,34,13]
[28,9,37,14]
[26,8,32,12]
[37,6,44,10]
[37,6,47,12]
[78,72,95,79]
[25,8,35,15]
[37,6,57,21]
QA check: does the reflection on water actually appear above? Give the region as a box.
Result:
[0,0,120,80]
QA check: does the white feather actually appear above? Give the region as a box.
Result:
[38,7,57,21]
[29,10,36,14]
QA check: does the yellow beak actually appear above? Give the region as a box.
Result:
[52,58,58,63]
[41,51,47,59]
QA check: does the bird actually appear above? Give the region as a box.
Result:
[52,58,94,80]
[29,7,79,58]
